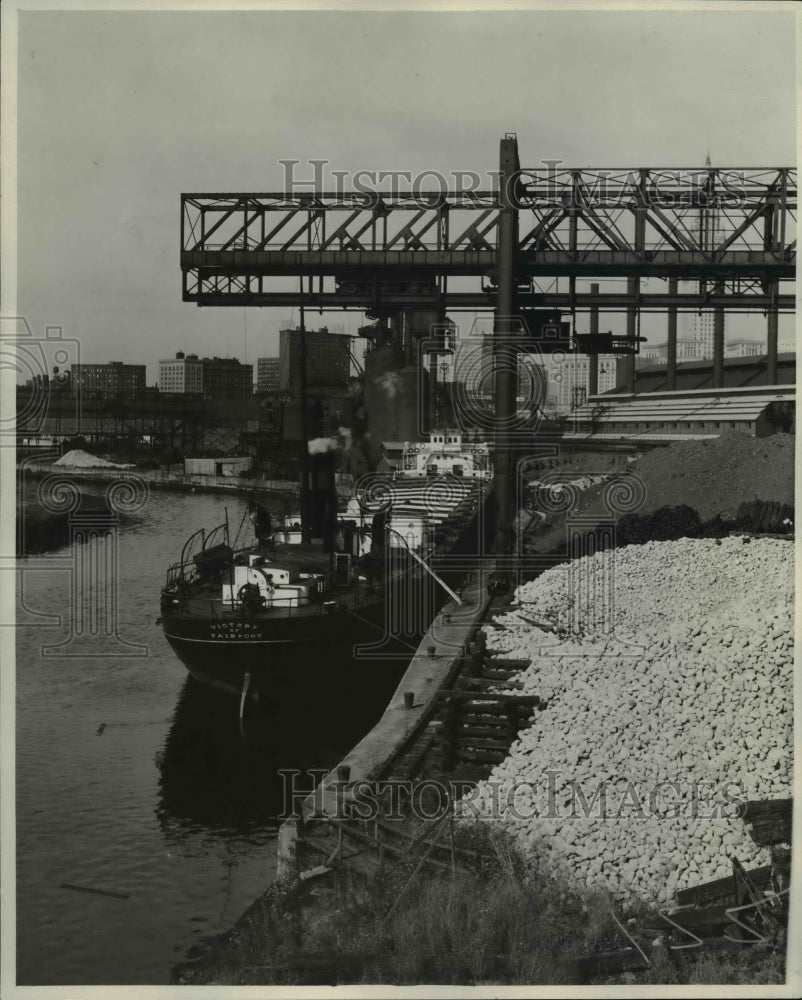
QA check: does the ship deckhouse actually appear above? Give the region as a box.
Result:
[398,430,492,480]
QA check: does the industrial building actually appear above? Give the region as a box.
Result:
[565,384,795,442]
[70,361,146,397]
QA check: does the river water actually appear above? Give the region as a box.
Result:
[15,484,388,985]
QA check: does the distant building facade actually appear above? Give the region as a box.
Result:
[70,361,146,396]
[159,352,203,394]
[158,352,253,398]
[201,357,254,399]
[725,338,765,358]
[257,357,280,392]
[279,327,350,392]
[544,354,618,410]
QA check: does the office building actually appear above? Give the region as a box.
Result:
[159,352,204,394]
[70,361,146,397]
[257,357,280,392]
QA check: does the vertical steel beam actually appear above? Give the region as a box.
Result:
[713,280,725,388]
[493,135,520,554]
[767,279,779,385]
[624,276,638,393]
[667,276,678,391]
[588,282,599,397]
[428,355,438,432]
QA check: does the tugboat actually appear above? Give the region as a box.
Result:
[159,433,491,720]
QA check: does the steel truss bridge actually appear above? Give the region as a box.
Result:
[180,136,795,550]
[182,165,795,313]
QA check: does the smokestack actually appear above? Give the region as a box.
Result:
[301,446,338,549]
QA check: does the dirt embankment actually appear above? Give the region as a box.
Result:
[524,431,794,557]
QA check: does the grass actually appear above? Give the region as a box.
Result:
[171,823,788,988]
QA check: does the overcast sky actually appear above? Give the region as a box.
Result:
[14,6,797,381]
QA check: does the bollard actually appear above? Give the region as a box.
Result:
[336,764,351,784]
[427,644,436,657]
[403,691,415,709]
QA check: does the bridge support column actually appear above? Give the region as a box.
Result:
[667,277,678,391]
[588,283,599,397]
[624,276,638,393]
[767,280,779,385]
[493,134,520,554]
[713,281,725,388]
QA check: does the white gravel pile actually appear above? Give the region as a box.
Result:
[469,536,793,907]
[54,449,132,469]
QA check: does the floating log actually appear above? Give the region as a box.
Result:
[742,798,792,846]
[60,882,130,900]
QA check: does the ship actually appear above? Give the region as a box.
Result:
[159,431,492,721]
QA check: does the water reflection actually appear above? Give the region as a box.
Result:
[156,675,387,841]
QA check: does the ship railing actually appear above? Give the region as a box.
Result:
[165,560,201,589]
[208,579,379,617]
[178,520,229,569]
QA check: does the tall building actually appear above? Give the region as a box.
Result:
[278,327,350,392]
[70,361,146,396]
[201,357,254,399]
[257,357,280,392]
[159,352,203,394]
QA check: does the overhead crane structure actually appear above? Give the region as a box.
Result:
[180,135,795,549]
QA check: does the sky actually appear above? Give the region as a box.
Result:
[12,5,798,383]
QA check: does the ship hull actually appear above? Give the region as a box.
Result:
[161,591,427,720]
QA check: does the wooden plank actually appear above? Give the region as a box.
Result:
[483,657,531,670]
[456,722,515,736]
[643,905,732,933]
[676,864,772,907]
[481,669,525,682]
[456,676,524,691]
[742,798,792,846]
[436,689,540,705]
[456,736,513,751]
[452,748,508,765]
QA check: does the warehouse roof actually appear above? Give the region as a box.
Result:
[574,387,795,426]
